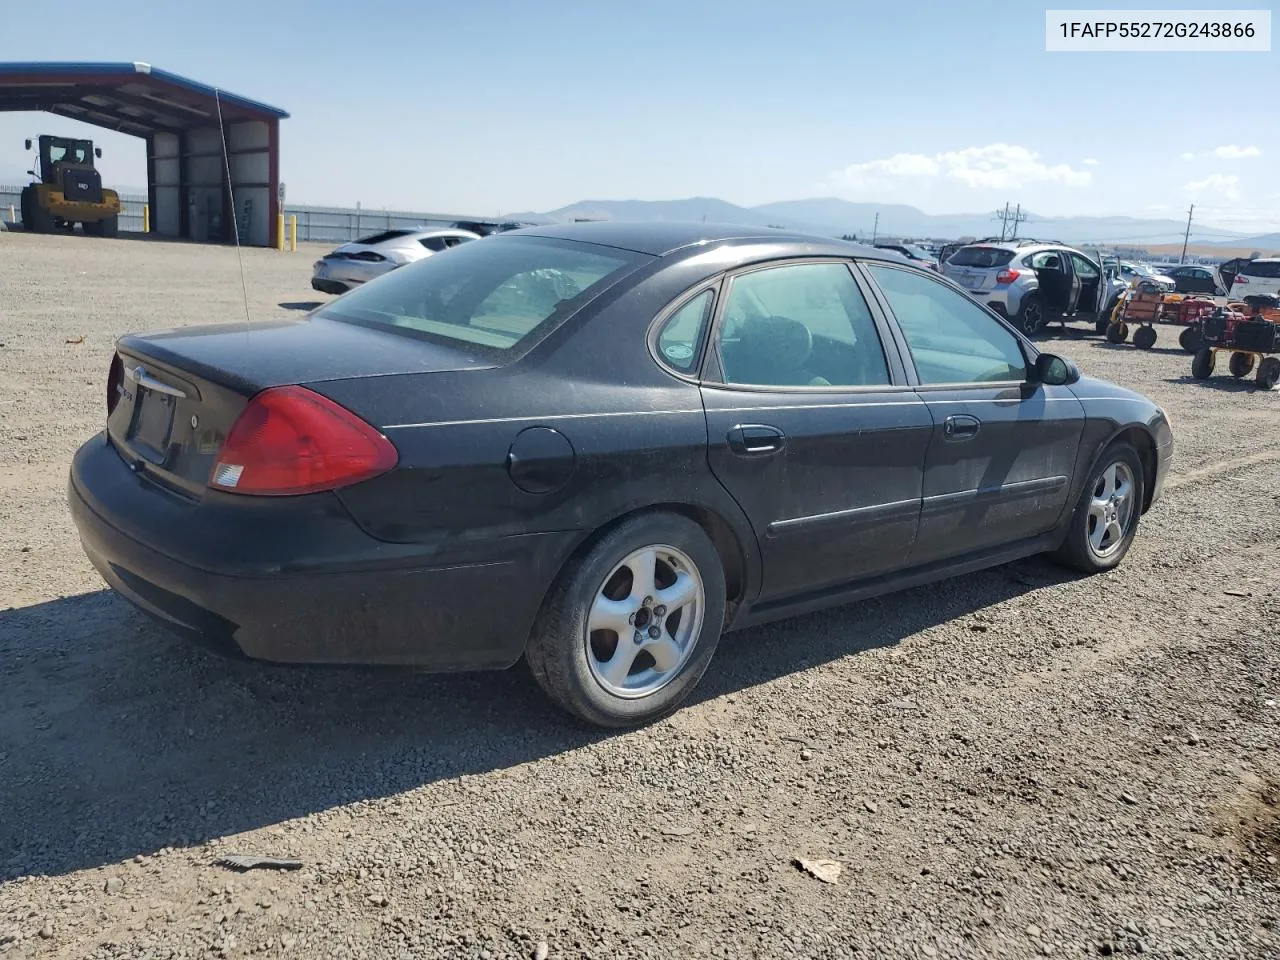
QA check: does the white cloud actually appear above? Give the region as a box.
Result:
[832,143,1092,192]
[1180,152,1197,161]
[1082,158,1099,166]
[1213,144,1261,160]
[1183,173,1241,202]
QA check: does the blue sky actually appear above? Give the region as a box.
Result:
[2,0,1275,231]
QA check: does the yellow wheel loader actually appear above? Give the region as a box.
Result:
[20,135,122,237]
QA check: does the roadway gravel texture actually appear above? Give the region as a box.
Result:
[1,231,1277,960]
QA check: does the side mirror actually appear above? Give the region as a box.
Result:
[95,147,102,158]
[1033,352,1080,386]
[24,139,31,150]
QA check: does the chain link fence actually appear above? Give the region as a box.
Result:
[1,183,516,245]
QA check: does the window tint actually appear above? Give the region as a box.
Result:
[656,290,713,373]
[317,237,646,353]
[1028,250,1066,269]
[419,236,448,251]
[1070,253,1099,279]
[948,246,1015,268]
[867,265,1028,385]
[1242,260,1280,279]
[716,263,890,388]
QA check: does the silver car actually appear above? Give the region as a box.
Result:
[311,227,481,295]
[941,240,1127,336]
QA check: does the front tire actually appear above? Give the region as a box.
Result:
[526,513,727,727]
[1257,357,1280,391]
[1191,347,1215,380]
[1051,443,1145,574]
[1133,325,1157,350]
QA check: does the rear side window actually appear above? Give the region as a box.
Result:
[317,237,648,354]
[1242,260,1280,279]
[655,290,714,373]
[947,246,1014,268]
[354,230,413,245]
[419,236,449,251]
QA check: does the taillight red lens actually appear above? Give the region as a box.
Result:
[996,269,1021,285]
[107,354,124,417]
[1233,275,1248,283]
[209,385,398,496]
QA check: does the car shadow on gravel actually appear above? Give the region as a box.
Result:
[1089,342,1188,357]
[1163,375,1266,393]
[0,556,1077,881]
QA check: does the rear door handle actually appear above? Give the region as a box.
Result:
[727,424,786,456]
[943,414,981,441]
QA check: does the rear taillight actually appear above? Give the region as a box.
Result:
[209,386,398,496]
[1233,275,1248,284]
[107,353,124,417]
[996,269,1021,285]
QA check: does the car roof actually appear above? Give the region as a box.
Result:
[499,220,899,260]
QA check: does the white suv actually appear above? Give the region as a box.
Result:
[1229,258,1280,301]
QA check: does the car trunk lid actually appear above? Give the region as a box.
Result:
[107,316,493,498]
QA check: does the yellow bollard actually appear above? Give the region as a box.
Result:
[277,212,285,251]
[142,204,150,233]
[289,214,297,252]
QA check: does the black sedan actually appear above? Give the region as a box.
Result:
[69,222,1174,727]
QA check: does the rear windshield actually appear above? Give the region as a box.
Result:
[353,230,414,245]
[947,246,1014,268]
[1241,260,1280,279]
[316,236,648,354]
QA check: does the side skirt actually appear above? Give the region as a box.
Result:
[728,530,1064,632]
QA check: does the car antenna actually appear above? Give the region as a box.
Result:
[214,88,252,337]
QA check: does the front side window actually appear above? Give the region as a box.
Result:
[866,264,1027,385]
[1071,253,1099,279]
[317,236,647,354]
[715,262,890,388]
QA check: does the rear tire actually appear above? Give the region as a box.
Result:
[1051,443,1145,574]
[1257,357,1280,391]
[525,513,727,728]
[1229,352,1255,379]
[20,186,53,233]
[1095,315,1111,335]
[1133,326,1157,350]
[83,220,103,237]
[1179,325,1202,354]
[1016,295,1045,337]
[1191,347,1215,380]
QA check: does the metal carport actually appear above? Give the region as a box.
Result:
[0,61,289,247]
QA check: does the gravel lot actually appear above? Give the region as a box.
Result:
[1,232,1277,960]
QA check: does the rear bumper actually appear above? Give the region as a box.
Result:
[68,433,572,669]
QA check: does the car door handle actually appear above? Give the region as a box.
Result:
[727,424,786,456]
[943,414,981,441]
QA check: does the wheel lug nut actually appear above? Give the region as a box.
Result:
[654,605,666,616]
[648,625,661,639]
[628,613,636,625]
[633,631,644,645]
[643,596,653,606]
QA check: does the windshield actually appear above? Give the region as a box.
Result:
[48,138,92,164]
[947,246,1014,268]
[316,236,649,354]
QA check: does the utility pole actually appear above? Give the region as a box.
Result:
[1009,203,1026,240]
[871,212,879,243]
[1180,203,1194,264]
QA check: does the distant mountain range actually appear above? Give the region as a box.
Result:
[509,196,1279,249]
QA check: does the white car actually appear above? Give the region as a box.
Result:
[1229,257,1280,302]
[311,228,481,294]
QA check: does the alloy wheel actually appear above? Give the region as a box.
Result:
[584,544,705,699]
[1087,461,1136,559]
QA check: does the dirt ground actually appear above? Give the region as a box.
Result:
[1,231,1277,960]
